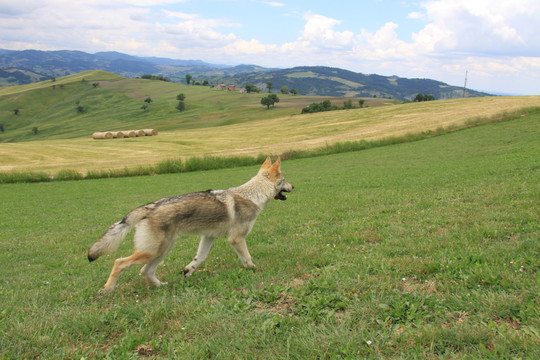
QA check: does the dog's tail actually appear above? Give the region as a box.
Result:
[87,205,151,262]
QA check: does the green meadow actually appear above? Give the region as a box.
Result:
[0,114,538,358]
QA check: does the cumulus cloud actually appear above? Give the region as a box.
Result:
[413,0,539,56]
[0,0,538,93]
[299,13,354,50]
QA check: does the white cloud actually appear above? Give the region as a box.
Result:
[225,39,277,56]
[407,11,424,20]
[262,1,285,7]
[413,0,540,56]
[0,0,538,93]
[295,13,354,50]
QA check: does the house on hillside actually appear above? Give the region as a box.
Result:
[228,85,235,91]
[215,84,226,90]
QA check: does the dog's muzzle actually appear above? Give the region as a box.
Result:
[274,185,293,201]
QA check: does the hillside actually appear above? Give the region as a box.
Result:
[1,71,537,175]
[0,70,392,143]
[201,66,489,100]
[0,49,489,100]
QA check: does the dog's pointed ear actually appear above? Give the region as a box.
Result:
[269,157,281,178]
[259,157,272,172]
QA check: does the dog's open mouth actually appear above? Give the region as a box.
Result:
[274,189,290,201]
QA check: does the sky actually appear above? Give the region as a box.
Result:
[1,0,539,95]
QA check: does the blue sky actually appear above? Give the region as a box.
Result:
[1,0,539,94]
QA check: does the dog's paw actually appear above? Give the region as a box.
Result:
[183,267,194,277]
[98,287,113,296]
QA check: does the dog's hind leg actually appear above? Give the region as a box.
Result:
[183,235,215,277]
[140,237,176,287]
[228,235,255,269]
[100,252,155,294]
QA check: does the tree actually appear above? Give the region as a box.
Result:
[176,93,185,101]
[13,109,19,115]
[32,127,38,135]
[280,85,289,94]
[185,74,192,85]
[141,104,148,111]
[144,97,153,103]
[245,84,260,93]
[358,99,365,108]
[76,105,84,113]
[0,124,4,133]
[261,96,274,109]
[141,74,169,81]
[176,101,185,111]
[202,80,209,86]
[414,93,435,102]
[268,94,280,105]
[290,88,298,95]
[261,94,279,109]
[92,83,99,88]
[266,81,273,93]
[301,100,335,114]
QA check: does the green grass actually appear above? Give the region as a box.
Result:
[0,115,538,358]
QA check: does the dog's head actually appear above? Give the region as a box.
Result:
[259,157,294,200]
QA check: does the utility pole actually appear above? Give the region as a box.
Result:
[462,70,468,98]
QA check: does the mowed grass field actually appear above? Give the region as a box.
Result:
[0,114,538,359]
[1,91,539,175]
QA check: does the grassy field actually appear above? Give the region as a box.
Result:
[1,85,538,175]
[0,114,538,359]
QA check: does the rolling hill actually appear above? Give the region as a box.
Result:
[0,49,489,100]
[0,70,394,143]
[0,70,537,176]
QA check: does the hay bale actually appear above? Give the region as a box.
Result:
[142,128,158,136]
[112,131,125,138]
[124,130,137,137]
[92,132,113,140]
[134,129,146,137]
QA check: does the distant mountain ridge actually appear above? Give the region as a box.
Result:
[0,49,490,100]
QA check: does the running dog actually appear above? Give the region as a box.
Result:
[88,157,293,294]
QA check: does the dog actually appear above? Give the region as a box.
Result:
[88,157,293,294]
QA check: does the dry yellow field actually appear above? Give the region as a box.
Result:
[1,96,538,174]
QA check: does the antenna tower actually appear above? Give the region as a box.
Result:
[462,70,468,98]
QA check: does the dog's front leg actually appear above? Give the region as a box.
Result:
[228,236,256,270]
[184,236,215,277]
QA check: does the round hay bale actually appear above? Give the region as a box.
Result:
[112,131,125,138]
[142,128,158,136]
[92,132,113,140]
[135,129,146,137]
[124,130,137,137]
